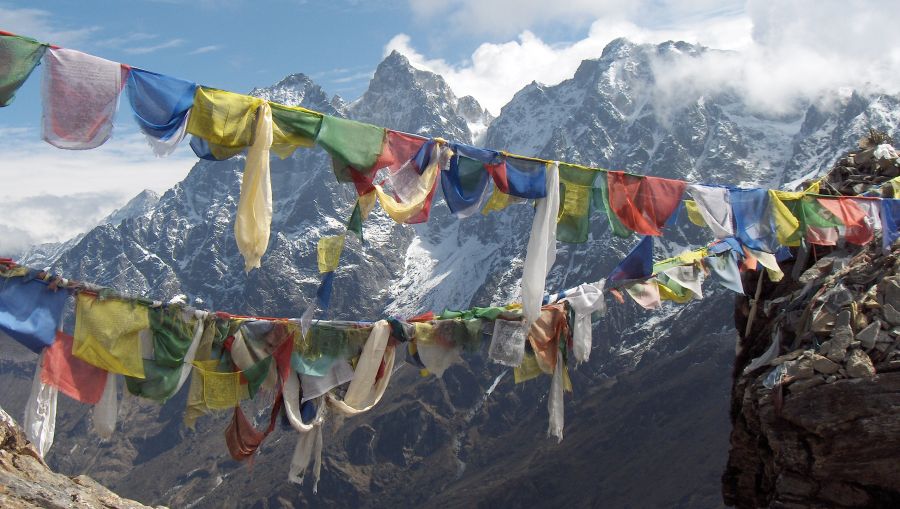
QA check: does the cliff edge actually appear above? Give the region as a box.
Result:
[0,406,162,509]
[723,135,900,508]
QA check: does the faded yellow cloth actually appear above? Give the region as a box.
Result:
[890,176,900,197]
[358,190,377,220]
[769,182,820,247]
[191,360,241,410]
[234,102,273,272]
[482,183,524,215]
[374,144,442,223]
[684,200,708,227]
[657,279,693,303]
[187,87,262,151]
[317,235,345,273]
[184,316,218,428]
[514,353,542,384]
[73,294,149,379]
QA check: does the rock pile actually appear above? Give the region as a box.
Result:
[723,134,900,509]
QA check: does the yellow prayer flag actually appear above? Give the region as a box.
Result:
[414,322,435,345]
[684,200,708,227]
[482,184,514,215]
[561,181,590,216]
[192,360,241,410]
[358,190,377,220]
[514,353,543,384]
[769,190,803,246]
[186,87,262,149]
[317,235,346,273]
[73,294,149,379]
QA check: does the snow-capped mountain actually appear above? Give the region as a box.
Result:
[3,40,900,508]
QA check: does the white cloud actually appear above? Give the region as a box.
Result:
[0,4,99,46]
[124,38,185,55]
[390,0,900,116]
[0,129,195,247]
[189,44,222,55]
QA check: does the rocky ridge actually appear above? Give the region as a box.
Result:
[0,405,159,509]
[724,137,900,508]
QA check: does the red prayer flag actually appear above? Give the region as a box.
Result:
[607,171,687,235]
[41,330,107,404]
[817,197,875,245]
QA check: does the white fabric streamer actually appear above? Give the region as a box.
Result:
[414,340,458,378]
[93,372,118,439]
[288,398,327,492]
[522,162,560,326]
[561,279,607,364]
[687,184,733,238]
[24,354,57,458]
[146,109,191,157]
[547,350,565,443]
[625,279,661,309]
[234,102,274,272]
[42,48,124,150]
[327,346,396,415]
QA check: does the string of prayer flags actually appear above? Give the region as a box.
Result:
[557,164,598,243]
[606,171,687,236]
[234,102,273,272]
[0,275,67,353]
[125,68,197,157]
[41,331,107,405]
[817,197,878,245]
[73,294,149,379]
[497,155,548,199]
[373,142,445,224]
[42,48,128,150]
[0,33,46,106]
[270,103,322,159]
[768,182,821,246]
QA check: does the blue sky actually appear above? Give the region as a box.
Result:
[1,0,897,253]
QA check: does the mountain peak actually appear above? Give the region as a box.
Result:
[250,72,338,114]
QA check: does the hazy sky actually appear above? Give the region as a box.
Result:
[0,0,898,252]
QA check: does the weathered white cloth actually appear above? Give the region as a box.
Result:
[687,184,734,239]
[42,48,125,149]
[93,372,118,439]
[662,264,704,299]
[561,280,607,364]
[234,102,273,272]
[522,162,560,325]
[24,354,57,458]
[547,350,565,443]
[488,319,527,367]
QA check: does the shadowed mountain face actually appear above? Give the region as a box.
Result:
[3,41,900,508]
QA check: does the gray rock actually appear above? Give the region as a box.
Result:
[845,349,876,378]
[788,375,826,392]
[784,358,815,379]
[882,303,900,325]
[882,277,900,308]
[857,320,881,349]
[812,354,840,374]
[821,322,854,362]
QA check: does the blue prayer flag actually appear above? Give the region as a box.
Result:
[126,68,197,141]
[608,235,654,283]
[0,275,68,353]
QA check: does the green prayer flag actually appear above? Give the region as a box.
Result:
[242,355,273,399]
[270,103,322,158]
[0,35,46,107]
[315,115,386,182]
[124,307,196,402]
[557,164,598,243]
[593,172,633,238]
[347,201,363,240]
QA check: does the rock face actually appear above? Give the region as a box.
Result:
[0,406,159,509]
[723,143,900,508]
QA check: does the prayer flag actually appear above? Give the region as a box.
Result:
[730,187,777,252]
[125,68,196,155]
[606,171,686,236]
[593,172,632,238]
[687,184,733,238]
[317,235,345,273]
[234,102,273,272]
[187,87,262,149]
[556,164,597,243]
[315,115,385,185]
[0,34,46,106]
[73,294,148,379]
[42,48,127,149]
[0,276,67,353]
[881,199,900,253]
[41,331,107,405]
[608,235,653,283]
[270,102,322,158]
